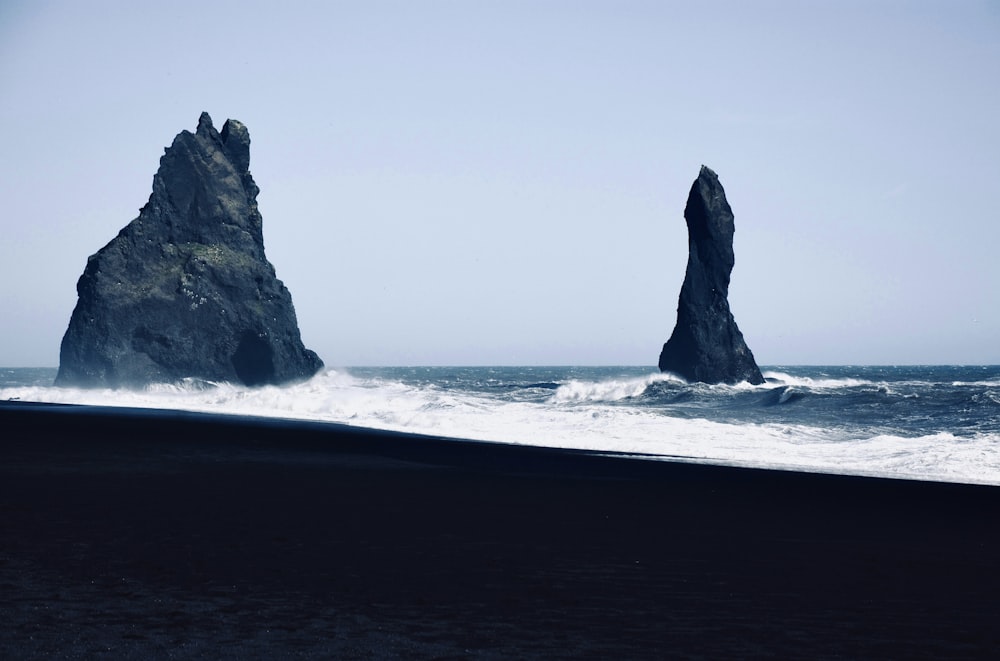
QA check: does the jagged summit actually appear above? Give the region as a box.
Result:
[658,166,763,385]
[56,113,323,388]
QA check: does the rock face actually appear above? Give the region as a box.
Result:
[56,112,323,388]
[658,166,764,385]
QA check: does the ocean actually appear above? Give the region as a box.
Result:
[3,365,999,486]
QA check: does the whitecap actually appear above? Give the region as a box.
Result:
[3,367,999,486]
[548,372,683,403]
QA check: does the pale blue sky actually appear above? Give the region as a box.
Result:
[1,0,998,367]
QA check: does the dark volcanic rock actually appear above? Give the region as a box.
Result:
[56,113,323,388]
[658,166,764,385]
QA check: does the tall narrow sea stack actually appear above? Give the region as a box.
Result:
[658,166,764,385]
[56,112,323,388]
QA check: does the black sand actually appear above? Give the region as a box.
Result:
[2,401,998,659]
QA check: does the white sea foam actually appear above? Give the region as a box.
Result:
[549,372,683,403]
[762,371,874,389]
[3,368,999,486]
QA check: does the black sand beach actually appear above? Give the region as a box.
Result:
[2,401,998,659]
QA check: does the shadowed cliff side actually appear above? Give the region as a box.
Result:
[56,112,323,388]
[659,166,763,385]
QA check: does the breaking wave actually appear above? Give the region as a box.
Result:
[2,365,999,486]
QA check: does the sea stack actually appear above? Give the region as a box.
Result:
[658,166,764,385]
[56,112,324,388]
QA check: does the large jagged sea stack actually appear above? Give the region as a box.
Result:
[658,166,764,385]
[56,113,323,388]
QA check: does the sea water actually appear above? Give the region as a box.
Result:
[2,365,999,486]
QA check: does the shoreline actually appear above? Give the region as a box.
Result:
[2,401,998,658]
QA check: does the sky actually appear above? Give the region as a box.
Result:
[1,0,998,367]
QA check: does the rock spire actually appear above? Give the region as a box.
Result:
[658,166,764,385]
[56,112,323,388]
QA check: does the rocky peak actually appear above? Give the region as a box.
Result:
[55,113,323,388]
[658,166,764,385]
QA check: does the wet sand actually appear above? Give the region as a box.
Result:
[2,401,998,658]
